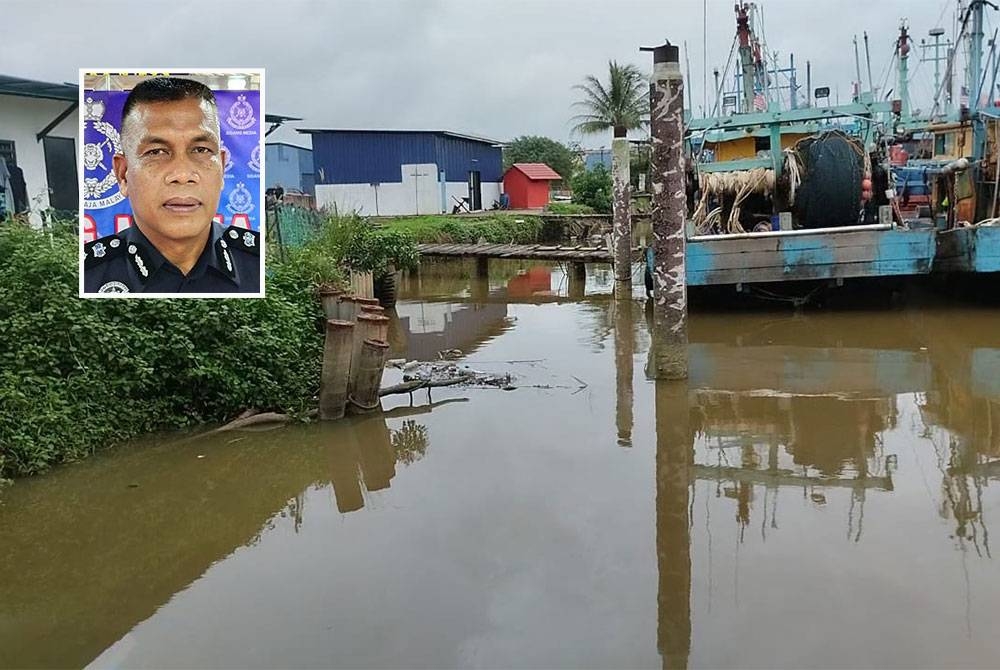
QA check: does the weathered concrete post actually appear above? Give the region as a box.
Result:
[318,319,355,420]
[645,41,688,380]
[612,135,632,285]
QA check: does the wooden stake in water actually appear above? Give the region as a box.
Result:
[318,319,355,420]
[349,313,390,396]
[644,41,688,380]
[349,339,390,414]
[318,288,343,320]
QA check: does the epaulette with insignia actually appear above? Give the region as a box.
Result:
[221,226,260,255]
[84,234,126,270]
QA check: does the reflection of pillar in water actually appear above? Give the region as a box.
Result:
[568,262,586,299]
[655,380,692,670]
[614,293,635,447]
[328,427,364,513]
[471,261,489,304]
[354,415,396,492]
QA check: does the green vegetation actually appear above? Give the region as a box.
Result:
[380,214,543,245]
[571,60,648,138]
[546,202,596,215]
[502,136,579,185]
[0,214,417,479]
[570,165,613,214]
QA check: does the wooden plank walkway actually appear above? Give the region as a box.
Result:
[417,225,937,287]
[416,242,633,263]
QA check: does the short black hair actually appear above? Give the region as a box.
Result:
[121,76,217,123]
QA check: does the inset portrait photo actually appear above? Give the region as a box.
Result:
[79,69,265,297]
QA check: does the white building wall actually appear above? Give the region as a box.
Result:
[315,163,503,216]
[0,94,78,225]
[316,163,442,216]
[445,181,502,211]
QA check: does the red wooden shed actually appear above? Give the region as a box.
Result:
[502,163,563,209]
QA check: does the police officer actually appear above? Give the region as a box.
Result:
[83,76,260,294]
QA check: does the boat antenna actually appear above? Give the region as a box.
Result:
[864,31,875,96]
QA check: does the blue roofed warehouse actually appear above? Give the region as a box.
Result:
[299,129,503,215]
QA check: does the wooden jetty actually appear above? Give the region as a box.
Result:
[416,242,625,264]
[418,223,937,288]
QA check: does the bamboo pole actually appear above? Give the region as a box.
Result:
[349,339,390,414]
[318,319,355,420]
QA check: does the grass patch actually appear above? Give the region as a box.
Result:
[380,214,544,245]
[546,202,596,215]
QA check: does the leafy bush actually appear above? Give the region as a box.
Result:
[546,202,596,215]
[288,214,419,280]
[0,221,337,478]
[571,165,612,214]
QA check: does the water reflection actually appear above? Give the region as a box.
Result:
[0,412,432,669]
[2,259,1000,668]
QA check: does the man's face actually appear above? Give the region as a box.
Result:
[112,97,227,246]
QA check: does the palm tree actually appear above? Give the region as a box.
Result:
[572,61,648,285]
[571,61,648,139]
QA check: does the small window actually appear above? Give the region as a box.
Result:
[0,140,16,168]
[934,133,946,156]
[754,136,771,152]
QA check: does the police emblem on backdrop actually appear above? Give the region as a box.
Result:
[248,144,261,174]
[221,140,235,175]
[82,96,125,210]
[226,94,256,131]
[227,182,255,214]
[98,281,130,293]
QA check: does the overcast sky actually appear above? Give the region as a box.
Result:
[3,0,978,148]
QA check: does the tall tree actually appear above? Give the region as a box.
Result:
[571,61,648,138]
[503,136,578,185]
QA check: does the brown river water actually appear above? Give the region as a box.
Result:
[2,261,999,669]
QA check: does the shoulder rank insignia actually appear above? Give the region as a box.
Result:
[84,234,125,270]
[224,226,260,255]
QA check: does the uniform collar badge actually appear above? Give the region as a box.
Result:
[92,242,106,258]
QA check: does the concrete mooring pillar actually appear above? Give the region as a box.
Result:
[644,41,688,380]
[612,135,632,285]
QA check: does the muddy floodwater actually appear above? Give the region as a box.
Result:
[3,261,1000,669]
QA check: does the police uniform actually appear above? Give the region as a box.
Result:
[84,222,260,294]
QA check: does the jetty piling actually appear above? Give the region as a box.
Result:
[644,40,689,380]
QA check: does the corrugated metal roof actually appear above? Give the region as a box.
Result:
[265,140,312,151]
[298,128,504,146]
[264,113,302,123]
[508,163,563,181]
[0,74,77,101]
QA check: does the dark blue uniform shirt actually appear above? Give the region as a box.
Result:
[83,223,260,294]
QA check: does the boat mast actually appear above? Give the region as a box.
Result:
[736,3,756,113]
[896,21,912,119]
